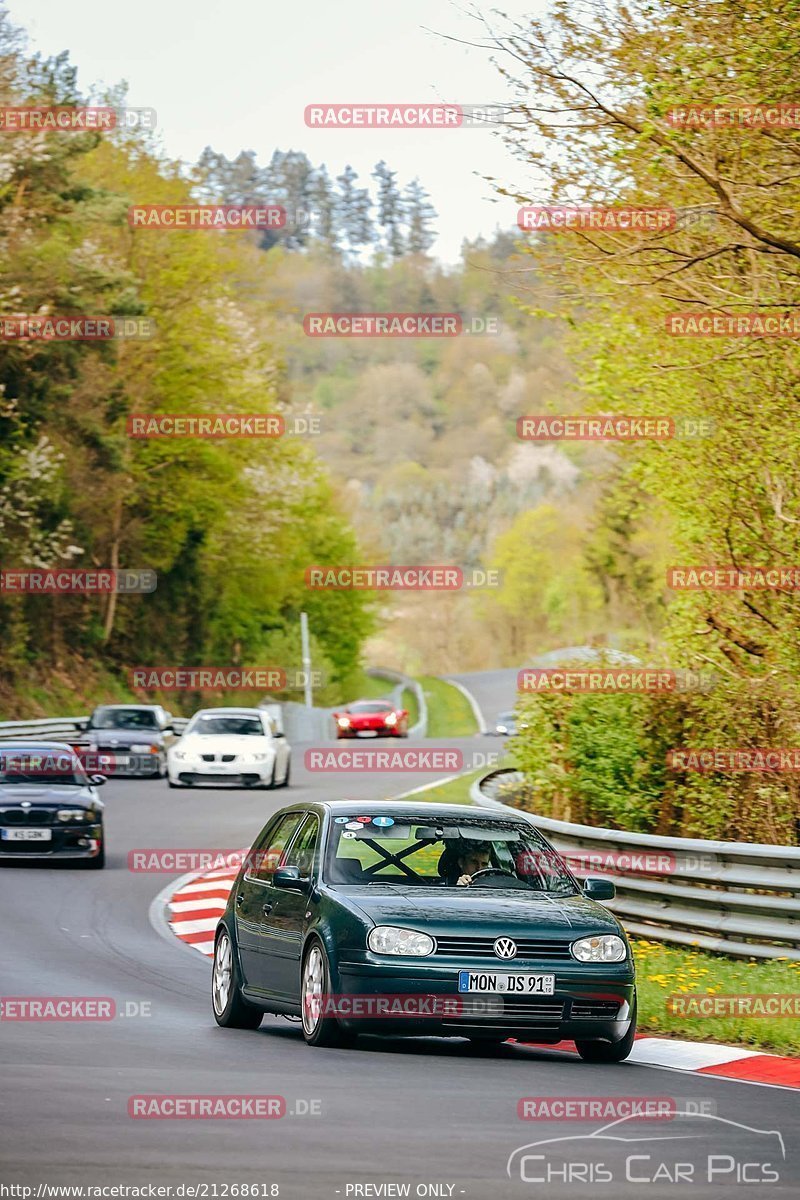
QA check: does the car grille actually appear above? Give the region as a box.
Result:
[570,1000,621,1019]
[433,936,573,961]
[444,997,566,1025]
[200,754,238,763]
[0,807,56,826]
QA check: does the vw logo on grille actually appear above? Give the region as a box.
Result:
[493,937,517,960]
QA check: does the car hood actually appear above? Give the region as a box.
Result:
[0,783,97,806]
[340,887,621,936]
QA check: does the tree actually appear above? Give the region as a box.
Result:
[335,164,374,254]
[404,178,437,254]
[372,160,405,258]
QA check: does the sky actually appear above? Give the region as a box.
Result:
[8,0,548,263]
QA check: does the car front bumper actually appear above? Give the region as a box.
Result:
[0,824,103,862]
[334,958,635,1041]
[168,761,274,785]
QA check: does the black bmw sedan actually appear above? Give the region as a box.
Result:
[0,743,106,867]
[212,800,636,1060]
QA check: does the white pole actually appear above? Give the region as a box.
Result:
[300,611,313,708]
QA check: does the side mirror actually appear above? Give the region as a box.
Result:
[273,865,309,891]
[90,775,108,787]
[583,877,615,901]
[272,730,285,739]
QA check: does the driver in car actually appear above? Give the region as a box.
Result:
[438,840,494,886]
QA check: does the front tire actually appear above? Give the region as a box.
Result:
[576,996,637,1063]
[301,941,348,1047]
[212,928,263,1029]
[278,756,291,788]
[81,843,105,870]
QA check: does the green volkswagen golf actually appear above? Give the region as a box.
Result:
[212,801,636,1060]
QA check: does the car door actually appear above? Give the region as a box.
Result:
[235,812,305,992]
[260,813,321,1000]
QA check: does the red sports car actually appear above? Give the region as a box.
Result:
[333,700,409,739]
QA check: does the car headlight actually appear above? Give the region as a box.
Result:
[172,750,187,760]
[252,752,270,761]
[367,926,435,956]
[131,743,158,753]
[496,724,508,734]
[57,809,89,823]
[337,717,350,728]
[571,934,627,963]
[385,713,397,726]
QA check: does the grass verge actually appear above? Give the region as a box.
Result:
[420,676,479,738]
[632,937,800,1056]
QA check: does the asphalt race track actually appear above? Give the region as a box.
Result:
[2,718,798,1198]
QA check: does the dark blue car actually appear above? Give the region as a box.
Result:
[0,742,106,868]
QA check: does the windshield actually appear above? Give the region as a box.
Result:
[325,816,578,895]
[349,702,392,714]
[0,751,88,787]
[189,715,264,737]
[90,708,157,730]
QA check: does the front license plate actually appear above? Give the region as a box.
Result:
[458,971,555,994]
[356,730,379,737]
[1,828,52,841]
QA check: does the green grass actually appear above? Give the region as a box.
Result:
[420,676,479,738]
[395,768,483,805]
[401,686,420,727]
[345,670,397,702]
[632,937,800,1055]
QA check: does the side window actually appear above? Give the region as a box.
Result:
[250,813,304,882]
[283,815,320,878]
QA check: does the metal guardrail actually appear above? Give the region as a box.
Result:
[0,715,189,741]
[0,717,89,741]
[471,767,800,961]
